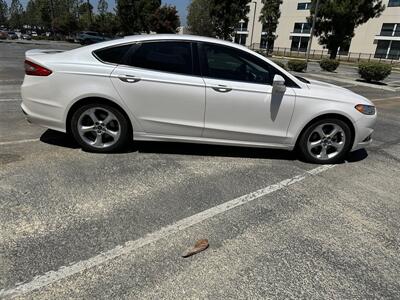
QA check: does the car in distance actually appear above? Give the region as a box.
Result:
[75,31,108,45]
[21,35,376,164]
[0,30,7,40]
[7,31,18,39]
[21,33,32,40]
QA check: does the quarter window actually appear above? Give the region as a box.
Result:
[128,41,193,75]
[93,44,132,64]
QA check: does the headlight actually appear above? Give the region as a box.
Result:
[355,104,376,115]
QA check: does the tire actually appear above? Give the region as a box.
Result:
[298,118,352,164]
[71,103,131,153]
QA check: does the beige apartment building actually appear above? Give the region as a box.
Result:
[234,0,400,59]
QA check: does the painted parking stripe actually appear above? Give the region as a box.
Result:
[371,96,400,102]
[0,98,21,102]
[0,164,335,299]
[0,138,39,146]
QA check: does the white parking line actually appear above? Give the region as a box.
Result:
[0,164,335,299]
[0,138,39,146]
[371,96,400,102]
[0,98,21,102]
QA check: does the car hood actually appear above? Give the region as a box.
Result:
[304,77,373,106]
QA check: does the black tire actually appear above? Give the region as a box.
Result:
[298,118,352,164]
[71,103,131,153]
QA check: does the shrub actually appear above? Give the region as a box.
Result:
[358,62,392,82]
[272,60,286,70]
[287,59,307,72]
[319,59,340,72]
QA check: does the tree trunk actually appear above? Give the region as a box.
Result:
[329,46,339,59]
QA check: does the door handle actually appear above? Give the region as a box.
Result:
[212,85,232,93]
[119,75,141,83]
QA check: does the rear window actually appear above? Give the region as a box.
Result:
[93,44,132,64]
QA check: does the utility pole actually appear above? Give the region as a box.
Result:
[250,1,257,49]
[305,0,320,70]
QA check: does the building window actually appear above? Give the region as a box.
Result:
[291,36,309,52]
[234,34,247,45]
[375,40,400,60]
[297,2,311,10]
[260,34,275,49]
[379,23,400,36]
[234,21,248,46]
[388,0,400,7]
[235,21,248,32]
[293,22,311,34]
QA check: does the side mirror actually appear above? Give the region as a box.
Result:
[272,74,286,94]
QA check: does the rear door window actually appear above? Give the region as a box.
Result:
[127,41,194,76]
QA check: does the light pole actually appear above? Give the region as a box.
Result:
[305,0,320,70]
[250,1,257,49]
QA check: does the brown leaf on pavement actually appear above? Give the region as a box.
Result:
[181,239,209,258]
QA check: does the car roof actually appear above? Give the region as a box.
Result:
[89,34,252,54]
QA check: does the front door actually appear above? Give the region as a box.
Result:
[199,42,296,145]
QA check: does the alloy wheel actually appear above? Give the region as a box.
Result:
[306,123,346,161]
[77,107,121,149]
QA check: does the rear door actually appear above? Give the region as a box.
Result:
[110,41,206,137]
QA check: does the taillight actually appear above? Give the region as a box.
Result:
[24,60,52,76]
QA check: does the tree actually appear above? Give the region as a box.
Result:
[0,0,8,26]
[95,0,117,34]
[116,0,161,35]
[78,1,93,30]
[97,0,108,15]
[9,0,23,29]
[25,0,42,29]
[259,0,282,52]
[150,4,180,33]
[310,0,385,59]
[209,0,250,40]
[187,0,214,37]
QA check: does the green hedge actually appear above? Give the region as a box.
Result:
[287,59,307,72]
[319,59,340,72]
[358,62,392,82]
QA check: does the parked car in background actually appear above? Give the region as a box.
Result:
[21,35,376,164]
[31,31,38,37]
[7,31,18,40]
[21,34,32,40]
[0,31,7,40]
[76,31,109,45]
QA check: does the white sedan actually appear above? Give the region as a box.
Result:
[21,35,376,164]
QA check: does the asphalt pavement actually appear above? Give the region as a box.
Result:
[1,42,400,299]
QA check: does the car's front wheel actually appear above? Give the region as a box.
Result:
[71,103,130,153]
[298,118,352,164]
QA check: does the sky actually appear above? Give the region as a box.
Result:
[5,0,191,25]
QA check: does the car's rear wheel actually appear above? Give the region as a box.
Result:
[298,118,352,164]
[71,103,130,153]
